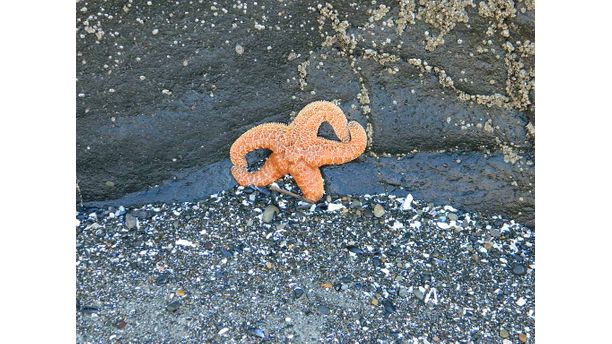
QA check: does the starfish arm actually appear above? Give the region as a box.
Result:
[231,152,286,186]
[229,123,286,169]
[291,101,351,142]
[229,123,287,186]
[307,121,367,166]
[290,162,325,202]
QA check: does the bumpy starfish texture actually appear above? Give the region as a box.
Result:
[229,101,367,202]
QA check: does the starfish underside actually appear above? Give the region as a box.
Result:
[229,101,367,202]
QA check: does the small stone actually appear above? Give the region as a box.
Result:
[175,288,186,297]
[125,213,138,229]
[318,304,330,315]
[413,288,425,301]
[114,319,127,329]
[370,297,379,306]
[483,242,493,251]
[320,282,332,289]
[131,209,154,219]
[490,227,501,237]
[79,305,99,315]
[350,200,362,208]
[346,245,364,255]
[293,288,304,299]
[105,181,115,187]
[333,282,343,291]
[166,300,181,312]
[235,44,244,55]
[247,328,265,338]
[381,299,396,314]
[512,263,527,275]
[499,328,509,338]
[262,205,279,223]
[155,272,173,286]
[447,213,458,221]
[518,333,527,343]
[152,28,159,35]
[373,204,385,218]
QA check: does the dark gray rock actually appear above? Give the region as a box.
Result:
[325,153,534,227]
[77,0,535,227]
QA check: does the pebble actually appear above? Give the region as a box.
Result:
[350,200,362,208]
[235,44,244,55]
[346,245,364,255]
[381,299,396,314]
[318,304,330,315]
[155,272,173,286]
[166,300,181,312]
[499,328,509,338]
[131,209,154,219]
[293,288,304,299]
[262,205,279,223]
[373,204,385,218]
[518,333,527,343]
[512,263,527,275]
[320,282,333,289]
[114,319,127,329]
[413,288,425,301]
[247,328,265,338]
[448,213,458,221]
[125,213,138,229]
[79,305,100,315]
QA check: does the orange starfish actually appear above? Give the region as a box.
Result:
[229,101,367,202]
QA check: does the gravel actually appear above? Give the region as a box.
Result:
[76,180,535,343]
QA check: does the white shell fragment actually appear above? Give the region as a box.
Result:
[401,194,414,210]
[175,239,196,247]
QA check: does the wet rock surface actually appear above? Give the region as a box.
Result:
[86,151,534,227]
[77,0,535,226]
[76,186,535,343]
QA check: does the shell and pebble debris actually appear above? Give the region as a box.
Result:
[76,178,534,343]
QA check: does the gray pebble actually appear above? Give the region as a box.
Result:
[512,263,527,275]
[350,200,362,208]
[318,304,330,315]
[413,288,425,301]
[247,328,265,338]
[293,288,304,299]
[166,300,181,312]
[155,272,173,286]
[125,213,138,229]
[448,213,458,221]
[490,227,501,237]
[373,204,385,218]
[381,299,396,314]
[262,205,279,223]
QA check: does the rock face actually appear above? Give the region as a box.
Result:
[77,0,535,226]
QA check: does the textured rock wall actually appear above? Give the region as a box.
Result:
[77,0,535,226]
